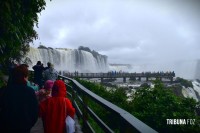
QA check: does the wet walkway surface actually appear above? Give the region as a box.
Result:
[30,118,44,133]
[31,115,83,133]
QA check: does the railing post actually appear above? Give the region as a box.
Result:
[71,82,76,102]
[170,77,173,83]
[101,77,104,83]
[120,115,137,133]
[82,93,89,133]
[146,77,149,81]
[123,77,126,83]
[62,77,65,82]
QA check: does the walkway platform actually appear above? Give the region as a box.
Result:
[31,115,82,133]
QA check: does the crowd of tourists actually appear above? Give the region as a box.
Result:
[0,61,75,133]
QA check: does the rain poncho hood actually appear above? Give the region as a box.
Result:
[51,80,66,97]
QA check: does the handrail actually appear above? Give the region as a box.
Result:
[58,75,158,133]
[63,72,175,78]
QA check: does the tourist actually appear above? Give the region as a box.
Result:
[39,80,75,133]
[36,80,54,102]
[0,65,38,133]
[20,64,39,92]
[32,61,44,88]
[27,80,39,92]
[44,62,51,70]
[43,62,58,82]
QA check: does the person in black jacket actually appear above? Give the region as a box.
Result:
[0,64,38,133]
[32,61,44,88]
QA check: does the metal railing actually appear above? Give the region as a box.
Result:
[58,75,158,133]
[63,72,175,78]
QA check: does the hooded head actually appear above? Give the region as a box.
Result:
[37,61,41,65]
[44,80,54,90]
[47,62,51,67]
[51,80,66,97]
[12,65,28,84]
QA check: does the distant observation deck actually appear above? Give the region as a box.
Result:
[63,71,175,83]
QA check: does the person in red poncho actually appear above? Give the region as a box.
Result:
[39,80,75,133]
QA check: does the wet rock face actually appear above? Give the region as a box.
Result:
[140,83,150,88]
[168,80,200,102]
[170,84,184,97]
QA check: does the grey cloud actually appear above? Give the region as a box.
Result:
[33,0,200,65]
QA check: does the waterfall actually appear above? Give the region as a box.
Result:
[181,80,200,102]
[182,87,198,101]
[26,47,109,72]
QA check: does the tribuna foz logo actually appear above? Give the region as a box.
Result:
[166,119,195,125]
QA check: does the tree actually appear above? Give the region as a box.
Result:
[78,46,91,53]
[77,79,200,132]
[0,0,47,73]
[131,80,200,132]
[38,44,48,49]
[175,77,193,88]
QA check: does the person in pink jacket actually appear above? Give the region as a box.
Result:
[36,80,54,102]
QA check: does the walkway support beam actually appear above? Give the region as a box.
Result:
[101,77,103,83]
[123,77,126,83]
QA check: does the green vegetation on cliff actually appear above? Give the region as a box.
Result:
[175,77,193,88]
[77,79,200,132]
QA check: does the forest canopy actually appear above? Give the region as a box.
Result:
[0,0,47,73]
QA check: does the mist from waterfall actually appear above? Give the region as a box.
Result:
[109,60,200,80]
[27,47,109,73]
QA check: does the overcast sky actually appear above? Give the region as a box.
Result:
[33,0,200,65]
